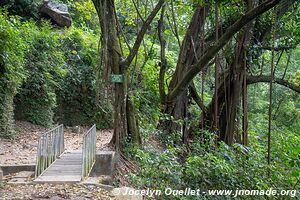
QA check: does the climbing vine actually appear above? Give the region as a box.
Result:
[0,10,27,138]
[14,22,66,127]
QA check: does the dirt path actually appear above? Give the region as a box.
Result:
[0,121,113,165]
[0,184,114,200]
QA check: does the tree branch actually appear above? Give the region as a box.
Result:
[123,0,165,66]
[247,75,300,93]
[189,81,207,112]
[131,0,145,23]
[167,0,281,102]
[170,0,181,46]
[158,3,167,106]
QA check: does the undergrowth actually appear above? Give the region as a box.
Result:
[127,127,299,200]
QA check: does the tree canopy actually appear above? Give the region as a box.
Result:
[0,0,299,199]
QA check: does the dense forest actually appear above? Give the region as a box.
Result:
[0,0,299,199]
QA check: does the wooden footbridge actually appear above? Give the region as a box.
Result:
[34,124,97,183]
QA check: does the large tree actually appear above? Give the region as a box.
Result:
[92,0,299,150]
[159,0,300,145]
[92,0,164,150]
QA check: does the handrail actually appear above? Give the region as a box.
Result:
[82,124,97,177]
[35,124,64,177]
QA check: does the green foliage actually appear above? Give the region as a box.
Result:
[129,128,299,199]
[1,1,299,198]
[55,28,112,128]
[249,128,300,188]
[0,7,110,131]
[135,55,161,123]
[0,10,27,95]
[4,0,43,19]
[61,0,99,32]
[14,21,66,127]
[0,10,27,138]
[129,147,184,193]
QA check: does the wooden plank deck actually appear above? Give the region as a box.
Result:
[34,150,82,183]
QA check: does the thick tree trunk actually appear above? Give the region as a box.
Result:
[166,0,280,103]
[204,0,257,144]
[159,6,209,143]
[93,0,163,150]
[113,73,127,150]
[92,0,125,150]
[127,94,141,146]
[159,0,280,145]
[203,68,244,144]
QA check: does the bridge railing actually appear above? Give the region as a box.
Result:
[35,124,64,177]
[82,124,96,177]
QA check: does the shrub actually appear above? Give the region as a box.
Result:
[55,28,112,128]
[0,10,27,138]
[4,0,43,20]
[14,21,66,127]
[129,129,299,200]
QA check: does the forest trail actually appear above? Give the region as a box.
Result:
[0,0,299,199]
[0,183,114,199]
[0,121,113,165]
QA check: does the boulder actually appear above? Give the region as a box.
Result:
[40,0,72,27]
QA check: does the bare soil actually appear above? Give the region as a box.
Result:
[0,183,114,200]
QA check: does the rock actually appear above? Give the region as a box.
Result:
[110,187,143,200]
[40,0,72,27]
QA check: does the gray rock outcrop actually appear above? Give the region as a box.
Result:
[40,0,72,27]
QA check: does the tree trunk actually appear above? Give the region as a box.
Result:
[93,0,164,150]
[159,6,209,143]
[204,0,257,144]
[166,0,280,103]
[92,0,126,151]
[159,0,280,145]
[127,94,141,146]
